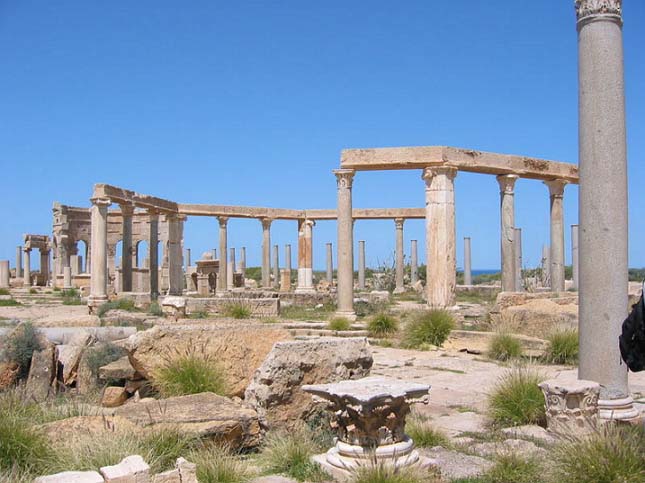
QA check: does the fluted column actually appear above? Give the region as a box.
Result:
[23,249,31,286]
[120,204,134,292]
[545,180,567,292]
[576,0,636,420]
[15,246,22,279]
[423,167,457,308]
[334,169,356,319]
[326,242,333,283]
[463,237,472,286]
[571,225,579,290]
[296,219,315,293]
[217,216,228,293]
[394,218,405,293]
[272,244,280,289]
[497,174,519,292]
[358,240,366,290]
[88,197,111,310]
[261,218,272,288]
[167,214,184,296]
[148,210,159,299]
[514,228,523,292]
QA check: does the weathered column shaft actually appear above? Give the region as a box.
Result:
[296,219,315,293]
[239,247,246,279]
[410,239,418,285]
[149,211,159,299]
[335,169,356,318]
[546,180,567,292]
[40,250,50,285]
[89,198,110,308]
[423,167,457,307]
[23,249,31,285]
[218,217,228,293]
[463,237,472,286]
[358,240,366,290]
[576,0,635,419]
[542,244,551,288]
[261,218,272,288]
[497,174,518,292]
[572,225,579,290]
[394,218,405,293]
[120,205,134,292]
[15,246,22,278]
[228,247,235,290]
[326,242,333,283]
[167,215,184,296]
[514,228,523,292]
[272,244,280,289]
[0,261,9,288]
[185,248,191,268]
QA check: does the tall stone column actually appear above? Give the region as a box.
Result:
[217,216,228,293]
[285,244,292,272]
[358,240,366,290]
[423,167,458,308]
[282,244,292,291]
[148,210,159,299]
[212,249,217,260]
[296,219,315,293]
[394,218,405,293]
[88,197,111,309]
[571,225,579,290]
[545,180,567,292]
[185,248,191,268]
[272,244,280,289]
[0,261,9,288]
[23,249,31,286]
[410,240,418,285]
[120,204,134,292]
[239,247,246,279]
[334,169,356,319]
[228,247,235,290]
[167,214,184,296]
[463,237,472,286]
[40,249,50,286]
[326,243,333,283]
[576,0,637,420]
[497,174,519,292]
[514,228,523,292]
[15,246,22,279]
[541,244,551,288]
[261,218,272,288]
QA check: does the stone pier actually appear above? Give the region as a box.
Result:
[272,244,280,289]
[15,246,22,279]
[281,244,292,292]
[88,197,110,309]
[463,237,472,286]
[410,240,418,285]
[571,225,579,290]
[545,180,566,292]
[576,0,637,421]
[70,255,81,276]
[296,219,315,294]
[497,174,518,292]
[514,228,523,292]
[358,240,366,291]
[148,210,159,299]
[326,242,333,283]
[394,218,405,293]
[261,218,272,288]
[334,169,356,319]
[423,167,457,308]
[0,261,9,288]
[217,216,228,293]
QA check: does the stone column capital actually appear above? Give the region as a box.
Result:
[90,197,111,208]
[394,218,405,229]
[218,216,229,227]
[422,166,458,186]
[119,204,135,216]
[575,0,622,25]
[147,208,160,217]
[23,247,31,253]
[544,179,568,198]
[333,169,356,189]
[496,174,520,194]
[260,217,272,230]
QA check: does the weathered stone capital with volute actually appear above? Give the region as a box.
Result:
[90,197,111,207]
[496,174,519,195]
[217,216,229,227]
[333,169,355,189]
[421,166,458,186]
[394,217,405,229]
[260,217,272,230]
[544,179,568,199]
[575,0,622,25]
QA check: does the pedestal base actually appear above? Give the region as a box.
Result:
[598,397,641,422]
[87,295,108,314]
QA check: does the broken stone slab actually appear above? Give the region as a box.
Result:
[102,386,129,408]
[76,348,98,395]
[34,471,104,483]
[39,416,140,445]
[151,458,197,483]
[26,346,55,401]
[56,344,85,385]
[100,310,159,328]
[244,337,373,431]
[99,356,139,381]
[100,455,149,482]
[420,447,493,480]
[113,392,261,449]
[500,424,557,444]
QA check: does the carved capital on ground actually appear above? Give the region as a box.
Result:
[575,0,622,23]
[333,169,355,190]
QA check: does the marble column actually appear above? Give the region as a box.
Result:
[217,216,228,293]
[296,219,315,293]
[0,261,9,288]
[283,244,292,291]
[239,247,246,279]
[185,248,191,269]
[410,240,418,285]
[463,237,472,286]
[394,218,405,293]
[23,249,31,286]
[148,210,159,299]
[326,243,333,283]
[70,255,81,276]
[358,240,366,290]
[514,228,523,292]
[285,244,292,272]
[572,225,579,290]
[167,214,184,296]
[272,244,280,289]
[497,174,519,292]
[261,218,272,288]
[228,247,235,290]
[88,197,111,309]
[334,169,356,319]
[545,180,567,292]
[120,204,134,292]
[423,167,458,308]
[576,0,637,420]
[15,246,22,279]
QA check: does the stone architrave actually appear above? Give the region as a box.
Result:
[334,169,356,319]
[148,210,159,299]
[571,225,579,290]
[23,248,31,286]
[15,246,22,279]
[272,244,280,289]
[0,261,9,288]
[394,218,405,293]
[497,174,518,292]
[296,219,315,293]
[88,197,111,309]
[545,180,567,292]
[576,0,638,421]
[423,167,457,307]
[539,378,600,435]
[358,240,366,290]
[217,216,228,293]
[410,239,418,285]
[463,237,472,286]
[326,242,333,283]
[261,218,272,288]
[120,204,134,292]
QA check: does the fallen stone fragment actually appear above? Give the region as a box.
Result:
[39,416,139,445]
[100,455,149,483]
[34,470,104,483]
[500,424,556,444]
[102,386,129,407]
[421,447,493,480]
[26,346,55,401]
[99,356,139,381]
[56,344,85,385]
[152,457,197,483]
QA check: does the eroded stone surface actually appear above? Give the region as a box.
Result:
[100,454,149,482]
[34,471,104,483]
[99,356,139,380]
[420,447,493,480]
[539,378,600,435]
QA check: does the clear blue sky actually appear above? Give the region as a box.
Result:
[1,1,643,271]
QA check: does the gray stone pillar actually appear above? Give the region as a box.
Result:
[23,249,31,286]
[326,242,333,283]
[40,250,50,286]
[285,244,292,272]
[88,197,111,309]
[463,237,472,286]
[394,218,405,293]
[576,0,637,421]
[497,174,519,292]
[296,219,315,293]
[423,167,458,308]
[541,244,551,288]
[167,214,184,296]
[410,240,418,285]
[545,180,567,292]
[514,228,523,292]
[334,169,356,319]
[572,225,579,290]
[217,216,228,293]
[0,261,9,288]
[228,247,235,290]
[358,240,366,290]
[63,266,72,289]
[120,204,134,292]
[261,218,272,288]
[283,244,292,291]
[15,246,22,279]
[239,247,246,279]
[212,248,217,260]
[185,248,191,269]
[70,255,81,276]
[272,244,280,289]
[148,210,159,299]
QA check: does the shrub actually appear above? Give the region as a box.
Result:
[351,464,431,483]
[61,288,82,306]
[2,322,42,379]
[483,454,544,483]
[189,310,209,319]
[544,330,578,365]
[0,299,20,306]
[405,414,450,448]
[190,444,254,483]
[148,302,163,316]
[488,366,545,427]
[328,317,352,331]
[258,427,328,482]
[0,288,9,295]
[402,310,454,348]
[152,345,227,397]
[488,333,523,361]
[84,343,127,380]
[97,298,137,317]
[0,413,51,474]
[223,302,252,319]
[29,288,37,294]
[551,424,645,482]
[368,313,399,338]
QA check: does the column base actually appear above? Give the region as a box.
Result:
[87,295,108,314]
[335,310,357,322]
[295,286,316,294]
[598,397,641,422]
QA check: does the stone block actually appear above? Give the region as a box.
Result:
[34,471,104,483]
[100,455,150,483]
[102,386,129,408]
[99,356,139,381]
[26,346,55,401]
[539,378,600,435]
[56,344,85,385]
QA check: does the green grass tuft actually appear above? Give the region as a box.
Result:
[368,313,399,338]
[0,288,10,295]
[483,454,544,483]
[488,333,523,361]
[544,330,578,365]
[0,412,52,474]
[351,464,432,483]
[148,302,163,316]
[190,444,254,483]
[488,366,546,427]
[328,316,352,331]
[0,299,21,306]
[405,413,450,448]
[223,302,252,319]
[97,298,138,317]
[402,310,454,349]
[2,322,42,379]
[29,288,37,294]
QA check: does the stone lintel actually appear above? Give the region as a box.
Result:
[341,146,578,184]
[93,183,179,214]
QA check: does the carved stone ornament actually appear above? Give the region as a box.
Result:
[539,378,600,435]
[333,169,355,190]
[575,0,622,21]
